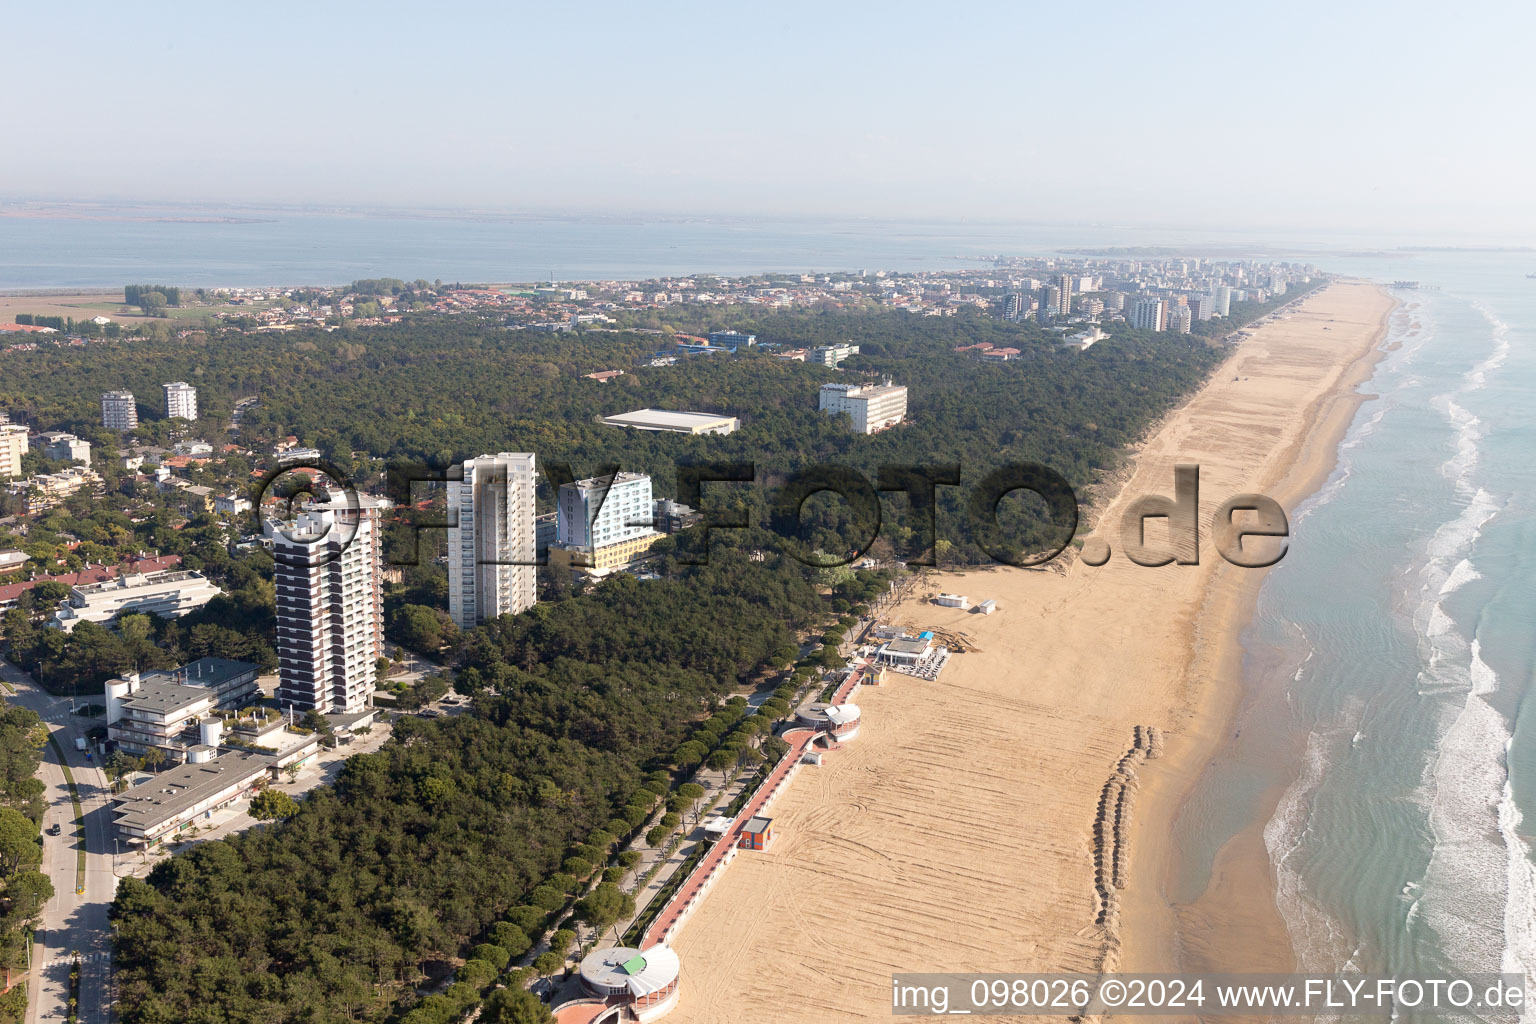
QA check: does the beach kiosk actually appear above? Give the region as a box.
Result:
[737,816,773,851]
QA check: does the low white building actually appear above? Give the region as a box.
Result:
[818,381,908,434]
[810,342,860,367]
[602,408,739,435]
[214,494,252,515]
[51,568,222,632]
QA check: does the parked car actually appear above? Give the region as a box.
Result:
[47,823,61,836]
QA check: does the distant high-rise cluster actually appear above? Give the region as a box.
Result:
[163,381,198,421]
[101,390,138,431]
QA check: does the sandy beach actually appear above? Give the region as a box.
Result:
[663,280,1395,1021]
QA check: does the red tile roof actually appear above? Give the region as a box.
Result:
[0,555,182,605]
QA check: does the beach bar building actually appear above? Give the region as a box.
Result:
[575,944,681,1022]
[935,593,969,608]
[795,702,862,743]
[876,635,932,668]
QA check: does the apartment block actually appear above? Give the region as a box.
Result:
[101,390,138,431]
[163,382,199,421]
[0,424,25,480]
[448,453,537,631]
[274,496,387,714]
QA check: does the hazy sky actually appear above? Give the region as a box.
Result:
[6,0,1534,235]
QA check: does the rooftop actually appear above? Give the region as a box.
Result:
[142,657,258,691]
[602,408,737,431]
[578,944,680,997]
[112,749,272,832]
[117,678,216,717]
[882,637,932,656]
[72,568,209,596]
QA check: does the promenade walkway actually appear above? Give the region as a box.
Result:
[640,659,872,948]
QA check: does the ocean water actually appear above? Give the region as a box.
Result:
[0,206,1480,291]
[1172,251,1536,1021]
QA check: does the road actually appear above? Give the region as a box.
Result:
[1,658,115,1024]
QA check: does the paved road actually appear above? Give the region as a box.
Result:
[1,658,115,1024]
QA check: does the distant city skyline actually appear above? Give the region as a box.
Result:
[5,0,1535,237]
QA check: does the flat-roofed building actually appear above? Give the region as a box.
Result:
[112,749,271,846]
[163,381,198,421]
[142,657,260,710]
[652,498,701,534]
[818,381,908,434]
[810,342,860,366]
[274,495,386,714]
[34,431,92,465]
[707,330,755,350]
[51,568,221,632]
[101,390,138,431]
[0,424,28,479]
[552,470,663,574]
[105,672,216,760]
[738,815,774,851]
[602,408,739,435]
[448,453,537,630]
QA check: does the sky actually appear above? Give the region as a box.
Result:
[4,0,1535,237]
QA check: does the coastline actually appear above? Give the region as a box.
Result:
[658,280,1396,1022]
[1123,281,1397,979]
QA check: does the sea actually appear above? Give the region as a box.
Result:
[1168,249,1536,1021]
[5,208,1535,1017]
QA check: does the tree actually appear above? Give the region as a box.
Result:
[248,789,298,821]
[705,747,735,780]
[677,782,706,822]
[300,709,336,748]
[547,929,575,957]
[531,951,564,979]
[0,808,38,877]
[482,988,555,1024]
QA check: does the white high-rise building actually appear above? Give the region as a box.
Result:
[102,390,138,431]
[448,453,537,631]
[818,382,908,434]
[557,472,654,550]
[1056,273,1073,316]
[274,496,387,714]
[1169,305,1194,334]
[163,382,198,421]
[1214,285,1232,317]
[1131,298,1168,331]
[0,424,26,480]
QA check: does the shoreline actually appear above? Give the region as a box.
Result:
[1121,281,1398,979]
[655,280,1397,1023]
